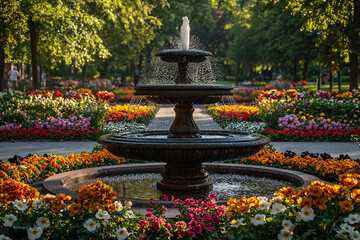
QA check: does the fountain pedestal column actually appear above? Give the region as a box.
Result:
[168,104,201,139]
[157,161,212,195]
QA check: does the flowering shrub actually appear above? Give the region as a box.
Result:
[0,89,157,140]
[225,174,360,239]
[209,89,360,141]
[96,91,115,102]
[113,88,135,103]
[237,149,360,182]
[0,149,125,183]
[257,89,360,130]
[223,121,266,134]
[101,121,147,134]
[206,104,261,128]
[106,104,158,125]
[0,181,141,240]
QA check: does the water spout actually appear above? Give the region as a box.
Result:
[180,16,190,50]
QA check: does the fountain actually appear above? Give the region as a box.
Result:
[97,17,270,197]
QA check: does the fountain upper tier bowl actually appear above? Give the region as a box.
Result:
[135,84,233,105]
[155,49,212,63]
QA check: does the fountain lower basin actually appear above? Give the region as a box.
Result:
[42,163,323,207]
[98,130,270,196]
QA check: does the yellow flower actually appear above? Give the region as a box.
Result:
[327,119,331,123]
[320,113,325,117]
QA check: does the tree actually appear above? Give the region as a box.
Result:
[278,0,359,90]
[0,0,27,90]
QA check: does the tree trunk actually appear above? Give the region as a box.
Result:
[302,60,309,82]
[317,63,321,90]
[102,61,108,78]
[138,53,143,76]
[293,58,298,82]
[29,19,40,90]
[0,44,5,91]
[235,64,241,85]
[145,42,152,73]
[82,64,87,87]
[250,65,254,86]
[329,71,333,91]
[74,67,78,80]
[349,0,360,90]
[338,70,341,93]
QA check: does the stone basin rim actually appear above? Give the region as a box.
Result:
[98,131,271,146]
[42,163,328,207]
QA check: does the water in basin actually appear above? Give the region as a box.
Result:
[67,173,295,200]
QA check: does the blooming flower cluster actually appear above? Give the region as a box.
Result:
[101,121,147,134]
[223,121,266,134]
[225,174,360,240]
[209,89,360,141]
[0,149,125,183]
[0,89,157,140]
[106,103,158,125]
[0,181,139,240]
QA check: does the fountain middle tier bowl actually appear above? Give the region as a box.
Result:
[134,84,233,105]
[98,131,270,164]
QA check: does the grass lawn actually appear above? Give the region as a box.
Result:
[306,82,351,92]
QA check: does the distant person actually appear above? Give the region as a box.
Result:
[133,73,140,86]
[120,76,126,87]
[8,67,19,88]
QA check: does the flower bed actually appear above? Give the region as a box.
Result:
[207,89,360,141]
[0,90,157,141]
[1,148,360,239]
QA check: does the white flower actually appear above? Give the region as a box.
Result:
[0,234,11,240]
[36,217,50,229]
[282,219,293,230]
[338,223,353,234]
[95,209,110,220]
[257,199,271,210]
[345,214,360,225]
[251,214,266,226]
[115,227,129,240]
[231,218,244,228]
[83,219,100,232]
[270,203,286,215]
[114,201,123,211]
[278,229,293,240]
[12,200,28,211]
[271,196,282,204]
[3,214,17,227]
[350,230,360,240]
[124,200,132,209]
[124,210,135,219]
[27,226,43,240]
[298,207,315,222]
[32,198,44,209]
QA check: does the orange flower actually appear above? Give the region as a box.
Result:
[276,187,296,199]
[307,185,324,198]
[67,203,83,216]
[339,200,354,213]
[298,197,313,208]
[342,177,358,189]
[351,189,360,204]
[313,197,327,210]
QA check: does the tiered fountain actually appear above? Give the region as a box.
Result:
[98,17,270,197]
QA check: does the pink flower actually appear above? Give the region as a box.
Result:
[178,230,185,238]
[212,215,221,224]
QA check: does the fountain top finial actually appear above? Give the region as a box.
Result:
[180,16,190,50]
